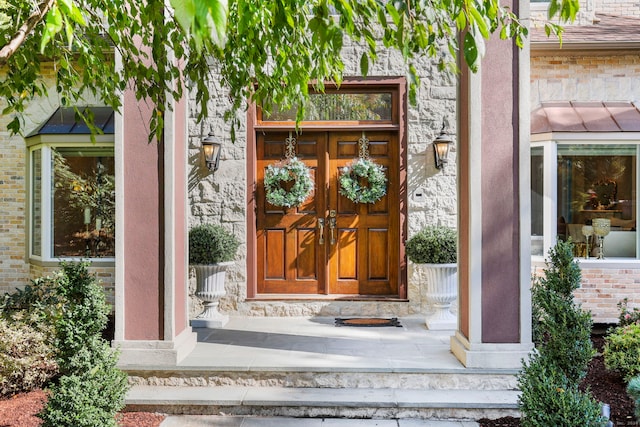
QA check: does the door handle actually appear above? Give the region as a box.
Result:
[329,210,337,246]
[318,218,325,245]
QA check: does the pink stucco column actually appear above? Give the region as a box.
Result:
[450,0,533,368]
[113,78,196,365]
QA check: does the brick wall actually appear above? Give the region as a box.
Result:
[533,263,640,323]
[0,66,115,303]
[531,54,640,107]
[595,0,640,16]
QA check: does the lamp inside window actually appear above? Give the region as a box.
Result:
[202,133,222,172]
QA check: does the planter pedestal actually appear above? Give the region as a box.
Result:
[191,262,232,328]
[421,263,458,330]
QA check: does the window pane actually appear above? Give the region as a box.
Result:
[557,144,637,258]
[531,147,544,256]
[264,93,393,122]
[31,149,42,257]
[52,148,115,257]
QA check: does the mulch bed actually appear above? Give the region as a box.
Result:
[0,390,165,427]
[2,332,637,427]
[479,333,637,427]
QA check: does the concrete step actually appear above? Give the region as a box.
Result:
[126,385,520,420]
[159,415,482,426]
[125,368,519,391]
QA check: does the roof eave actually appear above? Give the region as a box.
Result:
[531,40,640,55]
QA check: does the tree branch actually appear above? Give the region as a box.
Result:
[0,0,56,67]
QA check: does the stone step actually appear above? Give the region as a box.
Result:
[124,368,519,391]
[159,416,481,426]
[125,385,520,420]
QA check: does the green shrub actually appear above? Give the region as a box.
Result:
[518,357,604,427]
[604,323,640,382]
[519,240,602,426]
[0,317,58,397]
[189,223,239,264]
[39,341,128,427]
[533,285,595,382]
[627,376,640,422]
[535,239,582,297]
[617,298,640,327]
[0,274,65,333]
[531,240,595,382]
[38,263,128,427]
[405,225,457,264]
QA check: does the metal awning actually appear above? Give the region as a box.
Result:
[27,107,115,137]
[531,101,640,134]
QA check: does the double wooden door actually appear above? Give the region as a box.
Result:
[256,131,400,296]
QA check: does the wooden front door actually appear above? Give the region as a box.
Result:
[256,131,400,296]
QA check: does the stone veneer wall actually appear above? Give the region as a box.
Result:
[533,263,640,323]
[0,64,115,303]
[531,54,640,108]
[188,40,457,318]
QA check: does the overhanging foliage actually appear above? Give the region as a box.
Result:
[1,0,579,140]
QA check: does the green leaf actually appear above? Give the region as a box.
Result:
[385,2,401,25]
[171,0,196,35]
[360,53,369,76]
[463,31,479,72]
[40,6,63,53]
[548,0,560,20]
[68,4,86,26]
[63,16,74,49]
[469,7,489,39]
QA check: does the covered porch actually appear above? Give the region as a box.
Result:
[123,316,519,420]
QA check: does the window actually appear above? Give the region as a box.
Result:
[255,79,402,127]
[531,141,638,259]
[26,107,115,261]
[29,146,115,260]
[263,92,393,122]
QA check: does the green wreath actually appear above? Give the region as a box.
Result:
[264,157,314,208]
[339,158,387,204]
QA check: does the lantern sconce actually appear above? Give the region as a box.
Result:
[433,122,453,170]
[201,132,222,173]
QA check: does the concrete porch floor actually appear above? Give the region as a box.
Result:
[125,316,520,423]
[181,316,464,371]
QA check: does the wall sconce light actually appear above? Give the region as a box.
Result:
[433,123,452,170]
[201,132,222,172]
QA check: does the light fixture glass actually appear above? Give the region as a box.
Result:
[433,124,452,169]
[201,132,221,172]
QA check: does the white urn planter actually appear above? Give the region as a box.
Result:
[190,262,233,328]
[421,263,458,330]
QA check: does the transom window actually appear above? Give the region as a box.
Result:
[256,80,402,127]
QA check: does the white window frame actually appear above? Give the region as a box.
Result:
[27,135,115,264]
[531,132,640,265]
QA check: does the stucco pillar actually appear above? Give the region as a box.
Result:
[450,0,533,368]
[113,53,196,365]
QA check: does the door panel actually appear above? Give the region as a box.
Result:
[257,133,326,294]
[256,131,399,296]
[328,132,398,295]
